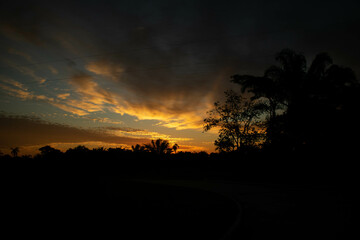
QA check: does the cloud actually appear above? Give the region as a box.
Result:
[0,79,87,115]
[0,58,46,83]
[1,0,359,134]
[8,48,33,62]
[50,102,88,116]
[0,114,149,148]
[57,93,70,99]
[0,81,33,100]
[86,60,124,80]
[48,65,58,74]
[176,144,207,153]
[0,21,44,45]
[85,117,123,125]
[63,71,205,129]
[1,77,27,90]
[60,66,218,129]
[100,126,193,143]
[0,77,53,101]
[69,73,115,105]
[100,126,142,132]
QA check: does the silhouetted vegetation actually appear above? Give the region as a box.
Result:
[206,49,359,160]
[11,147,19,158]
[143,139,177,155]
[204,90,266,152]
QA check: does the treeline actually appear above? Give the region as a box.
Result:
[0,139,211,161]
[1,143,354,184]
[0,138,347,165]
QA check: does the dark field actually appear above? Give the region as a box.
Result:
[4,160,355,240]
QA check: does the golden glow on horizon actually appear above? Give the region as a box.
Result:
[0,141,211,156]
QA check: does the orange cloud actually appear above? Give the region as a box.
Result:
[1,71,212,131]
[70,73,115,104]
[0,114,149,150]
[50,102,88,116]
[57,93,70,99]
[86,60,124,80]
[177,144,208,152]
[0,82,34,100]
[102,126,193,143]
[110,102,208,130]
[1,78,28,90]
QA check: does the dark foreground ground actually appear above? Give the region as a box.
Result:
[3,159,356,240]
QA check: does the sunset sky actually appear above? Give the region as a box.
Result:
[1,0,359,155]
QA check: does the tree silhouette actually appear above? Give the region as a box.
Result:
[65,145,90,159]
[39,145,62,157]
[11,147,19,158]
[204,90,265,152]
[172,143,179,154]
[92,147,107,153]
[231,49,359,152]
[132,144,146,153]
[231,49,309,123]
[144,139,176,155]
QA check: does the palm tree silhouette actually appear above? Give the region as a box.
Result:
[11,147,19,158]
[145,139,174,155]
[231,49,309,119]
[231,49,359,149]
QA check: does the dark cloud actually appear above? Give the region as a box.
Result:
[1,0,359,120]
[0,2,47,45]
[0,114,149,147]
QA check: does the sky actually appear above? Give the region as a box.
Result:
[0,0,359,155]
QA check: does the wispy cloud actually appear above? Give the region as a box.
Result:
[0,114,149,148]
[0,79,86,115]
[69,73,115,104]
[85,117,124,125]
[48,65,58,74]
[8,48,33,62]
[101,126,193,143]
[57,93,70,99]
[0,58,46,83]
[86,60,124,80]
[100,126,142,132]
[1,77,28,90]
[0,82,33,100]
[50,102,88,116]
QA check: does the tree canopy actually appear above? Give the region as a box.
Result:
[209,49,359,153]
[204,90,266,152]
